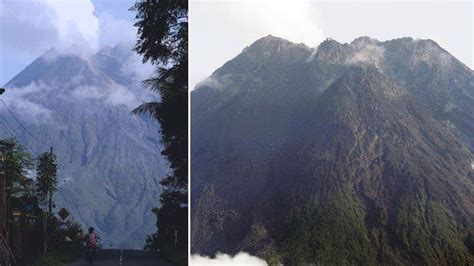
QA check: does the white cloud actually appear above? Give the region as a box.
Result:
[98,11,136,47]
[1,0,138,84]
[105,85,141,109]
[71,85,106,100]
[346,44,386,69]
[42,0,100,51]
[1,82,54,124]
[120,52,155,82]
[1,0,100,52]
[194,77,223,90]
[5,77,145,126]
[71,83,143,110]
[190,252,268,266]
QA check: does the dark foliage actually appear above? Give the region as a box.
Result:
[1,139,80,264]
[131,0,188,263]
[3,138,33,185]
[36,149,57,216]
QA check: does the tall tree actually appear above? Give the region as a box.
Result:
[1,138,39,217]
[131,0,188,263]
[36,148,57,254]
[36,148,57,217]
[3,138,33,187]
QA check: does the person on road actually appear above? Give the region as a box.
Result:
[85,227,98,247]
[84,227,99,263]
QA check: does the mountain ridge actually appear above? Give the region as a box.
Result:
[1,44,166,249]
[191,36,474,264]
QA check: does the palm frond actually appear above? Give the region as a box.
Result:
[132,102,162,118]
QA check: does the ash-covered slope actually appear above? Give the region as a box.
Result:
[191,36,474,264]
[1,45,167,248]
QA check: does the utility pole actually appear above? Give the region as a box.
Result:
[168,225,177,247]
[48,147,53,217]
[43,146,55,255]
[0,143,6,243]
[0,140,17,265]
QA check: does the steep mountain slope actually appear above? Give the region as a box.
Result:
[0,45,167,248]
[191,36,474,264]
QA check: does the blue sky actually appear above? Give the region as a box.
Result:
[0,0,137,85]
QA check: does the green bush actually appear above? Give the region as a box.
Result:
[32,251,70,266]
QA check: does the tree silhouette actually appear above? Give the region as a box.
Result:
[131,0,188,263]
[3,138,33,186]
[36,148,57,217]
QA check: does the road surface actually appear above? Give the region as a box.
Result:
[67,249,171,266]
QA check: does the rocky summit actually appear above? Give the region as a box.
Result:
[191,36,474,264]
[1,44,168,249]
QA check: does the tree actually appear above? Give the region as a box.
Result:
[3,138,33,188]
[2,138,38,213]
[131,0,188,263]
[36,148,57,254]
[36,148,57,217]
[2,138,36,209]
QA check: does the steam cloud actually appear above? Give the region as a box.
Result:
[1,0,100,52]
[194,77,223,90]
[190,252,268,266]
[1,0,138,84]
[346,44,386,69]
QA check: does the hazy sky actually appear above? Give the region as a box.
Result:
[190,0,473,90]
[1,1,472,88]
[0,0,137,85]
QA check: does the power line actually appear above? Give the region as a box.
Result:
[0,123,40,156]
[0,97,71,165]
[0,98,50,148]
[0,126,40,156]
[0,111,19,137]
[0,123,15,138]
[0,115,17,137]
[0,107,42,156]
[0,95,67,175]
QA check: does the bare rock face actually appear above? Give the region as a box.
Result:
[191,36,474,264]
[1,45,168,249]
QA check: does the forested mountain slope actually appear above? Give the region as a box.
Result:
[191,36,474,264]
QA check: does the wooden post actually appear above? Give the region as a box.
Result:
[0,146,5,233]
[0,141,17,265]
[48,147,53,217]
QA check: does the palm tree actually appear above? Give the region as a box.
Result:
[36,148,57,217]
[36,147,57,254]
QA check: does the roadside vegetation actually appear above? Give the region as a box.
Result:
[1,138,83,265]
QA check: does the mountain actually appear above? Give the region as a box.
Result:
[191,36,474,264]
[0,44,167,249]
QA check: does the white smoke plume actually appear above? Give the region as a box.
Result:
[1,0,100,52]
[346,44,386,69]
[1,0,139,84]
[194,77,223,90]
[190,252,268,266]
[42,0,100,51]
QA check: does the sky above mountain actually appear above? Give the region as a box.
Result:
[190,0,473,90]
[0,0,138,85]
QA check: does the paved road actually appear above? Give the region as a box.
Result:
[67,249,171,266]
